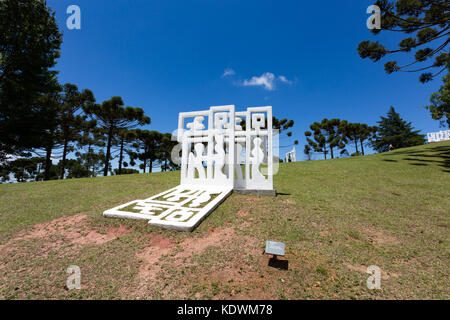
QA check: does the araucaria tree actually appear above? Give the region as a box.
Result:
[76,120,105,177]
[371,106,425,152]
[303,144,313,161]
[0,0,62,161]
[358,0,449,83]
[58,84,96,179]
[340,122,378,156]
[304,119,345,159]
[84,97,151,176]
[357,123,378,156]
[158,133,178,171]
[129,130,162,173]
[273,117,299,148]
[38,87,64,180]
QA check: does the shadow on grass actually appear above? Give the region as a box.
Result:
[382,144,450,172]
[268,257,289,270]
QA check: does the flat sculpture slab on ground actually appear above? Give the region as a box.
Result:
[103,185,233,232]
[104,105,276,231]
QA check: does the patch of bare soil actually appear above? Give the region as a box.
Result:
[136,234,177,284]
[0,215,132,257]
[237,209,249,217]
[363,228,400,245]
[132,227,265,298]
[202,238,299,300]
[175,227,236,260]
[136,227,235,281]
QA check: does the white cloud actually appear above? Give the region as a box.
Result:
[241,72,292,91]
[222,68,236,77]
[278,75,292,85]
[243,72,276,91]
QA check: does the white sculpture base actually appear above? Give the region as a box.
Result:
[103,185,233,232]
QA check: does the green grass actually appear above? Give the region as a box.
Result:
[0,141,449,299]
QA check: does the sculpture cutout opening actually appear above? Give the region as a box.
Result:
[103,105,276,231]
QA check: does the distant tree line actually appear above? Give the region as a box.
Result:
[0,85,180,182]
[303,119,377,160]
[303,107,426,160]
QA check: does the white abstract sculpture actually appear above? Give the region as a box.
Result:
[285,147,296,162]
[104,105,276,231]
[427,130,450,143]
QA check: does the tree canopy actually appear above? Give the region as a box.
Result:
[304,119,346,159]
[358,0,449,83]
[84,97,151,176]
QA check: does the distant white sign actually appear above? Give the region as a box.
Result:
[427,130,450,143]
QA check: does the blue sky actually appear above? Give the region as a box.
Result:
[47,0,444,161]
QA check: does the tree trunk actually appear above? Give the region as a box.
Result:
[87,143,93,177]
[149,159,153,173]
[360,139,365,155]
[118,136,124,175]
[354,138,359,154]
[36,162,42,181]
[143,158,147,173]
[60,139,68,179]
[103,126,113,176]
[330,146,334,159]
[44,143,53,181]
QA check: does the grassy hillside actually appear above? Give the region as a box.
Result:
[0,141,449,299]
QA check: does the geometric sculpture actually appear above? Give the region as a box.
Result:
[285,147,296,162]
[427,130,450,143]
[103,105,275,231]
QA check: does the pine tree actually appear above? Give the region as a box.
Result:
[304,128,327,159]
[129,130,162,173]
[58,84,95,179]
[339,122,375,156]
[305,119,345,159]
[358,0,449,83]
[157,133,178,171]
[358,124,378,156]
[84,97,150,176]
[38,86,64,180]
[0,0,62,161]
[371,106,425,152]
[303,144,312,161]
[116,128,137,175]
[76,120,105,177]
